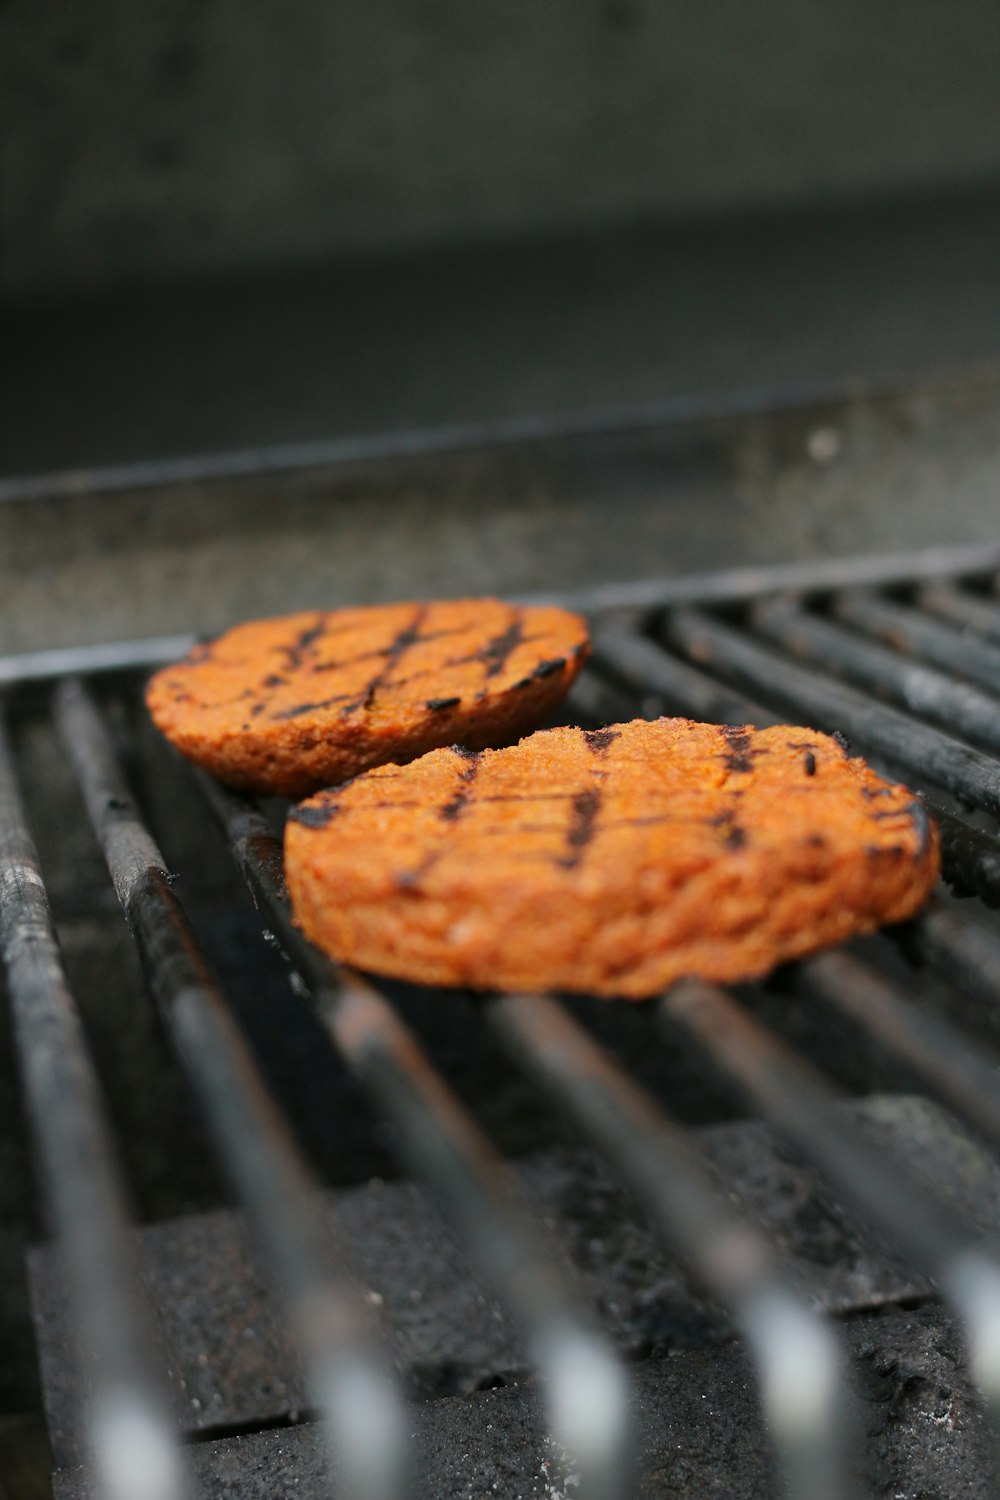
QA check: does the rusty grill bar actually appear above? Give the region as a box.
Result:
[3,543,1000,1498]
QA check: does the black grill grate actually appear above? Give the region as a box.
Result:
[3,542,1000,1500]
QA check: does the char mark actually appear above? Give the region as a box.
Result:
[426,696,462,711]
[263,673,287,688]
[533,656,566,679]
[583,727,621,754]
[359,604,429,709]
[440,753,481,821]
[803,751,817,776]
[832,730,854,756]
[558,788,602,869]
[725,825,747,851]
[272,691,356,720]
[313,622,476,676]
[480,612,526,678]
[289,802,339,829]
[719,724,760,775]
[396,852,441,888]
[280,618,327,670]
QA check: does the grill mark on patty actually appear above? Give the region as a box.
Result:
[429,611,532,679]
[582,727,621,753]
[360,604,430,708]
[719,725,762,774]
[272,690,358,720]
[310,622,476,675]
[397,852,442,888]
[288,802,340,829]
[440,751,481,822]
[481,612,526,677]
[558,789,602,868]
[476,791,586,805]
[279,617,327,671]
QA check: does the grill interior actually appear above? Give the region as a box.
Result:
[4,542,1000,1500]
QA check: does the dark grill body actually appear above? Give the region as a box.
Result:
[4,404,1000,1499]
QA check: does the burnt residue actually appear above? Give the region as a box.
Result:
[532,657,566,679]
[804,750,817,777]
[262,673,287,688]
[832,729,854,757]
[559,789,602,868]
[288,802,339,829]
[426,697,461,711]
[510,677,533,690]
[583,728,621,753]
[724,825,748,851]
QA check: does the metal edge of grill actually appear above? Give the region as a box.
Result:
[2,544,1000,1498]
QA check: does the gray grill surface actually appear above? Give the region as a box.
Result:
[3,541,1000,1499]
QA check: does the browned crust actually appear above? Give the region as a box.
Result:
[145,599,590,796]
[284,718,940,998]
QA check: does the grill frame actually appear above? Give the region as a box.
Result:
[4,544,1000,1499]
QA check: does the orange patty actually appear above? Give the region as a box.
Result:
[284,718,939,998]
[145,600,589,796]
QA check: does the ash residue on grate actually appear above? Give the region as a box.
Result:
[51,1305,995,1500]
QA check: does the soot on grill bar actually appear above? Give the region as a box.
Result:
[2,536,1000,1499]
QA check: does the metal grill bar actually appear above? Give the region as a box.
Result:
[796,950,1000,1152]
[659,982,1000,1426]
[591,628,1000,908]
[542,541,1000,618]
[0,634,197,690]
[0,709,185,1500]
[752,596,1000,754]
[53,679,408,1500]
[486,991,853,1500]
[663,606,1000,818]
[914,900,1000,1012]
[197,773,632,1500]
[592,629,780,726]
[915,583,1000,646]
[833,591,1000,697]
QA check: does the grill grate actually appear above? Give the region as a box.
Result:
[3,543,1000,1499]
